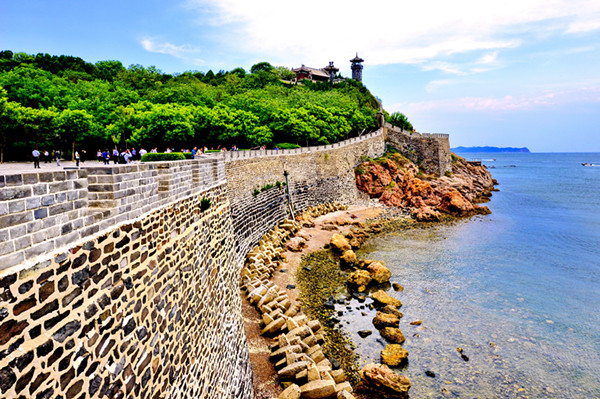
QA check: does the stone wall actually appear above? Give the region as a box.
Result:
[384,123,452,176]
[0,129,386,398]
[221,129,385,257]
[0,183,252,399]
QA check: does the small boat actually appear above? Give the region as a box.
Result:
[582,163,599,167]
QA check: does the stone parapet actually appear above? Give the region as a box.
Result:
[219,129,383,163]
[0,170,89,270]
[0,160,227,271]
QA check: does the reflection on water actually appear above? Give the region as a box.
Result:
[336,153,600,398]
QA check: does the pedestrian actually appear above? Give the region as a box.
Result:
[112,148,119,164]
[97,149,102,162]
[44,150,50,163]
[123,149,132,164]
[55,150,61,166]
[80,149,86,166]
[131,147,137,162]
[75,151,80,167]
[139,148,147,158]
[32,148,40,168]
[102,149,110,165]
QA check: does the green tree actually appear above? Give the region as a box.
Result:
[18,106,58,150]
[0,89,21,162]
[274,66,294,81]
[129,103,194,148]
[388,112,413,131]
[55,109,96,160]
[250,62,274,74]
[94,60,125,82]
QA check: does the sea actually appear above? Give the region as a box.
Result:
[339,153,600,398]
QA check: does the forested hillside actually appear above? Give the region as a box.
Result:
[0,51,381,161]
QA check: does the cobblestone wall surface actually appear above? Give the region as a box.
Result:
[0,184,252,399]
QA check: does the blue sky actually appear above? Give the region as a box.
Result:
[1,0,599,151]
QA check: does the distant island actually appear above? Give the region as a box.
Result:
[452,146,531,153]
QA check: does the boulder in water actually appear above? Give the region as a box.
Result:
[356,363,411,398]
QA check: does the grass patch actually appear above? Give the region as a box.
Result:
[200,197,211,212]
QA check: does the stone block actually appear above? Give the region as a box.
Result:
[0,251,24,270]
[25,240,54,258]
[0,240,15,256]
[279,384,301,399]
[14,235,32,251]
[0,211,33,229]
[26,197,41,210]
[0,186,31,201]
[5,174,23,186]
[300,379,336,399]
[9,200,26,213]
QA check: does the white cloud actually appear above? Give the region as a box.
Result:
[425,79,456,92]
[184,0,600,67]
[140,38,200,58]
[392,86,600,114]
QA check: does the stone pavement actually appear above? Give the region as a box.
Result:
[0,160,127,175]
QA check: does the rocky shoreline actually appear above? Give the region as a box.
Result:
[241,203,420,399]
[355,151,496,221]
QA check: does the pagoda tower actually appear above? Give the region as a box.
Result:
[350,53,364,82]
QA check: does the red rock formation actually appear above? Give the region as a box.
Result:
[356,153,493,220]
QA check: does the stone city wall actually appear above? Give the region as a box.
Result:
[0,184,252,399]
[0,129,386,398]
[384,123,452,176]
[219,129,385,257]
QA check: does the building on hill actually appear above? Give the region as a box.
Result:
[292,64,331,82]
[350,53,364,82]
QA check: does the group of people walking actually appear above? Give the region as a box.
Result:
[97,147,148,165]
[31,149,63,168]
[30,145,230,168]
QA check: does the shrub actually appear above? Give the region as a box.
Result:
[200,197,211,212]
[274,143,301,149]
[140,152,186,162]
[388,112,414,131]
[444,171,453,177]
[253,188,260,196]
[183,152,194,159]
[261,183,274,192]
[276,181,282,188]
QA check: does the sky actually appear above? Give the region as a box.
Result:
[1,0,599,152]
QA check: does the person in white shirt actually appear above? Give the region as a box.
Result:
[32,149,40,168]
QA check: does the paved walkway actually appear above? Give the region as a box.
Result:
[0,160,125,175]
[0,160,137,175]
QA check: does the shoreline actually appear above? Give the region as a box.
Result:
[241,203,410,398]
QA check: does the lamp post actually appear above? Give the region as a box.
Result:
[283,170,295,218]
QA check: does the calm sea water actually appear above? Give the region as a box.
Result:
[339,153,600,398]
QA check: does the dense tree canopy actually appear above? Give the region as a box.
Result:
[0,50,399,161]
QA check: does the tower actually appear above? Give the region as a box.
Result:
[350,53,364,82]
